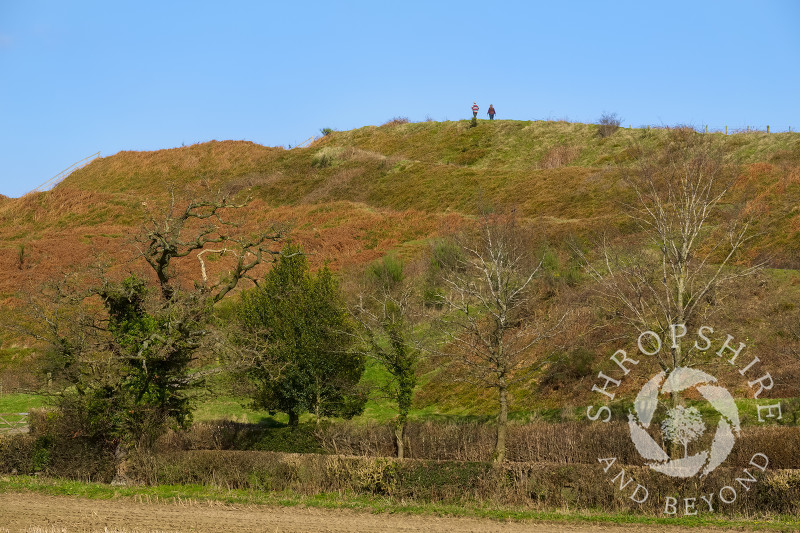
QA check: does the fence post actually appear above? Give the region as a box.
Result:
[725,126,727,135]
[767,125,770,134]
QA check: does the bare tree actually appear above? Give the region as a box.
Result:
[434,213,562,463]
[4,272,106,393]
[580,131,760,370]
[136,190,285,303]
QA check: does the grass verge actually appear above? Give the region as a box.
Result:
[0,393,46,413]
[0,475,797,530]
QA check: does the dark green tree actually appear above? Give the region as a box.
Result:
[237,244,365,425]
[41,276,199,446]
[96,276,199,439]
[22,273,208,484]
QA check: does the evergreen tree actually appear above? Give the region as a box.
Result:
[238,244,365,425]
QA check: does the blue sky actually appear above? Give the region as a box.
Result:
[1,1,798,198]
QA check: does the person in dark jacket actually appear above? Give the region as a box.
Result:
[487,105,496,120]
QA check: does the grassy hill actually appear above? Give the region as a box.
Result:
[53,119,800,261]
[1,119,799,419]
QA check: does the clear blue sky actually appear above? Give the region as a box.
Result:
[1,1,798,198]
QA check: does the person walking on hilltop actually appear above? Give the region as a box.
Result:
[487,104,496,120]
[471,102,479,118]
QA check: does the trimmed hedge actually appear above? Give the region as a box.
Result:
[3,416,800,517]
[168,420,800,469]
[3,433,799,516]
[0,433,115,482]
[128,450,800,516]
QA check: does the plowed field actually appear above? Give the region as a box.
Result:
[0,492,763,532]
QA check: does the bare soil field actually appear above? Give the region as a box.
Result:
[0,492,766,533]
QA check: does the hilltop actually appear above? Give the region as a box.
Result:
[1,119,799,412]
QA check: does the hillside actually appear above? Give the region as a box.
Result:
[1,119,799,414]
[1,120,798,299]
[46,120,800,261]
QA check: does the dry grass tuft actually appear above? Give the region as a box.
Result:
[539,145,580,169]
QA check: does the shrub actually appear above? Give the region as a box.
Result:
[367,255,404,286]
[469,116,477,128]
[314,419,800,467]
[597,112,621,137]
[251,423,326,454]
[0,434,35,474]
[31,435,53,472]
[311,147,341,168]
[423,238,465,308]
[429,238,465,273]
[540,348,596,390]
[16,243,25,270]
[7,419,800,516]
[421,285,445,308]
[0,431,116,481]
[383,117,409,126]
[319,127,334,136]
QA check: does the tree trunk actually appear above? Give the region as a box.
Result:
[667,342,684,459]
[394,418,406,460]
[494,382,508,463]
[315,380,321,425]
[111,442,130,486]
[288,410,299,426]
[396,380,412,460]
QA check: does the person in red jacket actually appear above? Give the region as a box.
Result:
[487,105,496,120]
[472,102,479,118]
